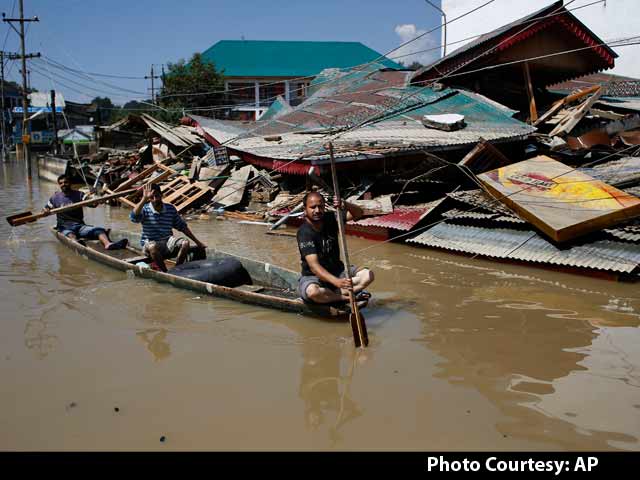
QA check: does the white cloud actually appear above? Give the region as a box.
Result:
[392,24,440,67]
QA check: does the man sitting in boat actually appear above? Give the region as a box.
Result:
[297,191,374,304]
[130,183,207,272]
[43,174,128,250]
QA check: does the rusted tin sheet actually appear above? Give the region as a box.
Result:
[478,155,640,242]
[566,129,612,150]
[351,198,446,231]
[408,223,640,274]
[618,130,640,146]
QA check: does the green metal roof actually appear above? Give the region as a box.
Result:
[201,40,401,78]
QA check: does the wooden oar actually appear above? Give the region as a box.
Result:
[328,142,369,348]
[6,188,138,227]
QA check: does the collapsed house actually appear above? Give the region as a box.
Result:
[41,1,640,280]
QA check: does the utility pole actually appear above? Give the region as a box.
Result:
[50,89,57,155]
[425,0,447,57]
[1,51,7,161]
[3,0,40,169]
[145,64,161,105]
[19,68,30,89]
[1,51,22,161]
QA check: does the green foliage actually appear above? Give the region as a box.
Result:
[91,96,115,124]
[109,100,152,123]
[158,52,225,122]
[398,60,425,71]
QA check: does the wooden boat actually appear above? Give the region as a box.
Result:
[53,228,365,318]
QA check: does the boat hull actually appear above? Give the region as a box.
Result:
[53,228,356,318]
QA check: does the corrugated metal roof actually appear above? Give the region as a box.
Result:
[350,199,445,231]
[549,73,638,95]
[596,97,640,112]
[412,1,617,87]
[442,208,526,224]
[605,224,640,243]
[260,96,293,121]
[188,114,254,144]
[408,223,640,273]
[193,63,533,167]
[201,40,400,78]
[578,157,640,187]
[422,2,566,73]
[446,189,519,217]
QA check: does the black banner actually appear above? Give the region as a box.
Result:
[0,452,635,475]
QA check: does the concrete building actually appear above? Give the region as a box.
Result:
[201,40,401,120]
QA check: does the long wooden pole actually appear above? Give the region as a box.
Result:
[7,188,138,226]
[523,61,538,124]
[328,142,368,348]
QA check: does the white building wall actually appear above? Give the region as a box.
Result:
[441,0,640,78]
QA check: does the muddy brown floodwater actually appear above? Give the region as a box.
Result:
[1,159,639,451]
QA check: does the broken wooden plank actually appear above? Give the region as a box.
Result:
[458,139,512,174]
[478,155,640,243]
[196,164,231,191]
[105,188,138,208]
[534,85,601,127]
[189,157,202,181]
[212,165,253,208]
[548,88,603,137]
[114,163,160,192]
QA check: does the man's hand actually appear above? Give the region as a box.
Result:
[141,184,154,203]
[41,207,51,217]
[332,195,344,210]
[333,277,353,291]
[195,240,207,249]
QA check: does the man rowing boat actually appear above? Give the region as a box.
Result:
[296,191,374,305]
[43,174,128,250]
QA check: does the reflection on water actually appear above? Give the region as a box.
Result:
[298,342,364,445]
[405,253,640,449]
[1,159,640,450]
[137,328,171,362]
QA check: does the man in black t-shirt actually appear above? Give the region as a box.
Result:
[296,191,374,304]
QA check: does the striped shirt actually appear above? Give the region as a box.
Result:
[130,202,187,245]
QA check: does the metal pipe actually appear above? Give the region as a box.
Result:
[425,0,447,57]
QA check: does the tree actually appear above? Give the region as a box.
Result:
[91,96,115,125]
[405,61,425,71]
[108,99,153,122]
[159,52,225,121]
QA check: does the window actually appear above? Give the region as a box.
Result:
[259,82,285,106]
[291,82,310,100]
[227,82,255,105]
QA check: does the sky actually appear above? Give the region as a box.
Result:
[0,0,443,105]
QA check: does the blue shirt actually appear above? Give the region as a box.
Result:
[46,190,86,230]
[130,202,187,245]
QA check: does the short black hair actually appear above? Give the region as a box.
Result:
[57,174,69,182]
[303,191,325,207]
[150,183,162,195]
